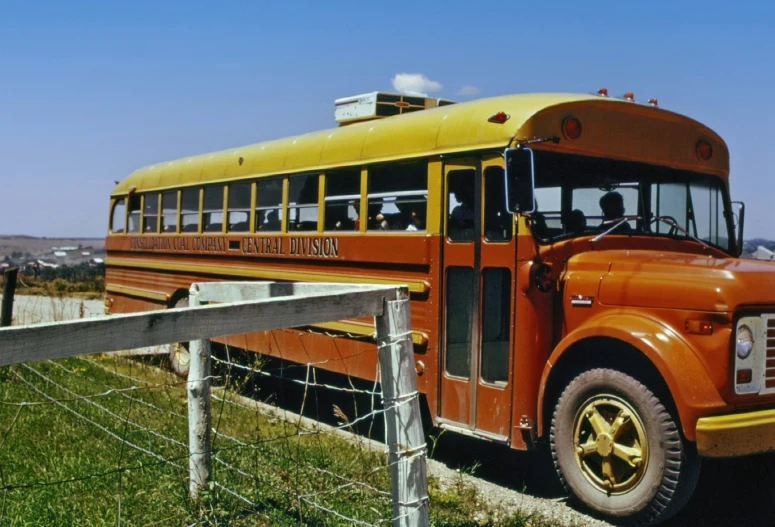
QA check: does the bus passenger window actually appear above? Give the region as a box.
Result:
[181,188,199,232]
[367,161,427,231]
[161,191,178,233]
[111,199,126,233]
[256,178,283,232]
[288,174,319,232]
[203,186,225,232]
[484,166,511,242]
[227,182,251,232]
[324,169,360,231]
[481,268,510,384]
[447,169,475,241]
[445,267,473,378]
[143,193,159,233]
[127,194,141,233]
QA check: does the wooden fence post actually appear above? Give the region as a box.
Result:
[187,284,212,500]
[375,287,429,527]
[1,268,18,327]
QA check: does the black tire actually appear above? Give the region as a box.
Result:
[550,368,700,526]
[165,296,190,378]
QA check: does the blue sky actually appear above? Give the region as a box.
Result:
[1,1,773,238]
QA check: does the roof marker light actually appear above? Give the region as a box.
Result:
[697,140,713,161]
[597,88,609,97]
[648,98,658,106]
[623,92,635,101]
[488,112,510,124]
[562,117,582,140]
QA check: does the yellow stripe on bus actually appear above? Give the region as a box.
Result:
[105,284,170,302]
[106,257,430,294]
[312,320,428,346]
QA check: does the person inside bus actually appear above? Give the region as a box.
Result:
[264,209,281,231]
[403,203,425,231]
[599,191,631,233]
[564,208,587,235]
[448,176,474,239]
[367,203,389,230]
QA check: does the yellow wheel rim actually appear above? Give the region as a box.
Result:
[572,395,649,495]
[173,342,190,366]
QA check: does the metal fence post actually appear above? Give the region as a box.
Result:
[1,268,18,327]
[187,284,212,499]
[375,287,429,527]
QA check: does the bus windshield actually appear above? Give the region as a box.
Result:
[530,152,734,253]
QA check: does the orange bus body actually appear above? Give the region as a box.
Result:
[106,93,775,521]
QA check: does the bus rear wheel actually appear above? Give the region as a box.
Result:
[550,368,699,525]
[165,296,190,378]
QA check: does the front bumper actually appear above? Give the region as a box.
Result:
[696,408,775,457]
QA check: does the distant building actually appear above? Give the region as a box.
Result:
[752,246,775,261]
[51,246,78,251]
[53,251,67,258]
[89,257,104,266]
[81,251,90,256]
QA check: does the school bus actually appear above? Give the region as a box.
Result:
[105,89,774,524]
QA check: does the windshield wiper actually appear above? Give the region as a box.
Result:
[591,216,640,243]
[591,215,711,249]
[650,216,710,250]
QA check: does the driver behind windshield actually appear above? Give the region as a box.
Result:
[599,191,632,233]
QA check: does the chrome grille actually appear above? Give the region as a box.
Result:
[765,316,775,392]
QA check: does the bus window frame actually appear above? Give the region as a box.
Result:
[255,177,285,233]
[323,167,362,233]
[160,190,179,234]
[202,185,226,233]
[226,181,252,233]
[366,159,429,233]
[141,193,161,235]
[110,197,127,234]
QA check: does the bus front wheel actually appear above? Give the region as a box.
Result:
[550,368,699,525]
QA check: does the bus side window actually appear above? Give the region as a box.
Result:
[181,188,200,232]
[161,191,178,233]
[203,186,225,232]
[288,174,319,232]
[484,166,511,242]
[143,193,159,233]
[127,194,141,233]
[447,169,475,241]
[227,182,251,232]
[256,178,283,232]
[111,199,126,234]
[367,161,427,231]
[324,169,360,231]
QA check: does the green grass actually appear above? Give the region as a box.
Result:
[0,357,554,526]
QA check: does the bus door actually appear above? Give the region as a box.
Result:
[439,155,515,440]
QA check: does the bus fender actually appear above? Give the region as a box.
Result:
[537,313,728,442]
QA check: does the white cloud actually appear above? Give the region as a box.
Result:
[457,85,481,96]
[391,73,443,96]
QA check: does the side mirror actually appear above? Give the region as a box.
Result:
[732,201,745,256]
[505,147,535,214]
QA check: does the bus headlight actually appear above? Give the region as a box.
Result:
[737,325,754,359]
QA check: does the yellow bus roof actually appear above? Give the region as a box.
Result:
[112,92,726,195]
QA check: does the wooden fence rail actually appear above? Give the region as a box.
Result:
[0,281,429,527]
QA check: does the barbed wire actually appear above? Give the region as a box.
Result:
[2,348,423,525]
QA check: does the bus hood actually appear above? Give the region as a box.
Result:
[571,250,775,312]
